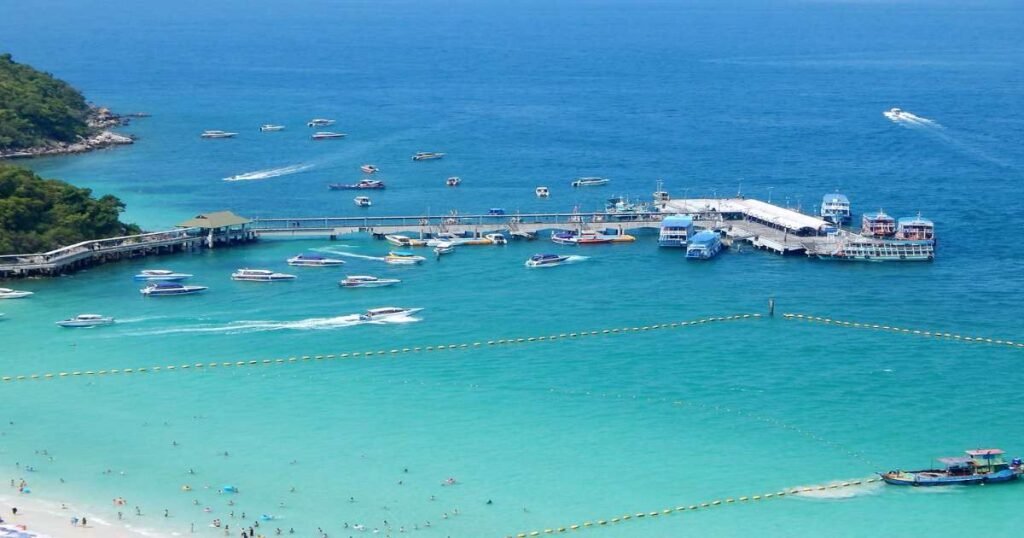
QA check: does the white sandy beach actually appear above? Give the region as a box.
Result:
[2,493,168,538]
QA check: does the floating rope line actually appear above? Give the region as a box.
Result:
[506,477,881,538]
[782,313,1023,348]
[1,314,762,383]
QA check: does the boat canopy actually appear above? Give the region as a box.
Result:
[966,448,1005,457]
[937,457,973,466]
[898,216,933,227]
[661,215,693,227]
[153,282,184,289]
[863,211,894,222]
[689,230,719,245]
[822,193,850,205]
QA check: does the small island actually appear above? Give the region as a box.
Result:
[0,53,137,159]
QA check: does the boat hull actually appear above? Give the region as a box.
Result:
[881,469,1020,486]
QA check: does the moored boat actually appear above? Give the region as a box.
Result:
[0,287,34,299]
[307,118,335,127]
[446,176,461,187]
[385,235,427,247]
[412,152,445,161]
[820,192,851,224]
[140,282,208,296]
[881,449,1023,486]
[385,251,426,265]
[658,215,693,247]
[354,196,372,207]
[359,307,423,322]
[484,233,507,245]
[287,254,346,267]
[200,130,238,139]
[686,230,723,260]
[361,164,379,174]
[571,177,609,187]
[551,230,612,245]
[56,314,114,328]
[231,269,297,282]
[311,131,346,140]
[132,269,193,281]
[815,238,934,262]
[862,210,897,237]
[896,214,935,241]
[259,124,285,132]
[328,179,385,190]
[339,275,401,288]
[525,253,570,268]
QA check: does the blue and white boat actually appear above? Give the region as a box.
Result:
[525,254,570,268]
[287,254,346,267]
[231,269,297,282]
[820,192,851,224]
[881,449,1023,486]
[658,215,693,247]
[56,314,115,328]
[686,230,723,260]
[140,282,208,296]
[571,177,609,187]
[132,269,193,281]
[340,275,401,288]
[896,214,935,242]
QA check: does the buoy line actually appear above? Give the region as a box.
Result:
[506,476,881,537]
[0,314,762,383]
[782,313,1022,348]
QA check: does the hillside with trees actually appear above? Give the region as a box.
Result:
[0,53,93,151]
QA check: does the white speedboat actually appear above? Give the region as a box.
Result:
[361,164,379,174]
[385,251,426,265]
[354,196,372,207]
[307,118,336,127]
[287,254,346,267]
[484,233,507,245]
[56,314,114,328]
[434,241,455,255]
[412,152,445,161]
[140,282,208,296]
[535,186,550,198]
[231,269,297,282]
[525,253,571,268]
[260,124,285,132]
[426,233,460,247]
[200,130,238,139]
[359,307,423,322]
[883,107,906,121]
[446,176,461,187]
[571,177,610,187]
[339,275,401,288]
[0,287,34,299]
[312,131,346,140]
[386,234,427,247]
[132,269,192,281]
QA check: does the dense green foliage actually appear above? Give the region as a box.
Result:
[0,165,140,254]
[0,53,90,150]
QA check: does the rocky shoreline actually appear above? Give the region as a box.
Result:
[0,107,144,160]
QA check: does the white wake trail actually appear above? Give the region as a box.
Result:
[223,164,313,182]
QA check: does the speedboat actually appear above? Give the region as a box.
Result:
[231,269,297,282]
[385,251,426,265]
[312,132,346,140]
[525,254,570,268]
[56,314,114,328]
[132,269,192,281]
[571,177,609,187]
[412,152,445,161]
[881,449,1023,486]
[361,164,379,174]
[386,235,427,247]
[434,241,455,255]
[201,130,238,139]
[328,179,385,190]
[354,196,372,207]
[446,176,461,187]
[307,118,336,127]
[259,124,285,132]
[536,186,550,198]
[287,254,346,267]
[140,282,208,296]
[359,307,423,322]
[551,231,613,245]
[883,107,907,121]
[426,233,460,247]
[339,275,401,288]
[484,233,507,245]
[0,287,34,299]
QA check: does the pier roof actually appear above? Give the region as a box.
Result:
[178,211,251,229]
[665,198,830,234]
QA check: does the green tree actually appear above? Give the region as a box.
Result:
[0,53,91,150]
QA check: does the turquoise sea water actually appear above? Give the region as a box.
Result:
[2,0,1024,536]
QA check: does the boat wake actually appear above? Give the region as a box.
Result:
[124,313,420,336]
[223,164,313,182]
[885,110,941,128]
[885,109,1017,169]
[791,480,883,500]
[564,255,590,264]
[312,249,387,262]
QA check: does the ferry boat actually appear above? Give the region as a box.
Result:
[307,118,335,127]
[446,176,461,187]
[287,254,346,267]
[385,251,426,265]
[686,230,723,260]
[259,124,285,132]
[328,179,385,190]
[354,196,372,207]
[359,307,423,322]
[386,235,427,247]
[200,130,237,139]
[535,186,550,198]
[132,269,192,281]
[361,164,379,174]
[339,275,401,288]
[56,314,114,328]
[815,238,934,262]
[311,131,346,140]
[433,242,455,255]
[484,233,508,245]
[861,210,897,237]
[525,254,570,268]
[412,152,445,161]
[881,449,1023,486]
[551,230,612,246]
[231,269,297,282]
[658,215,694,247]
[820,192,851,224]
[571,177,610,187]
[897,214,935,241]
[140,282,208,296]
[0,287,34,299]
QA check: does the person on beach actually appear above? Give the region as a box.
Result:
[82,516,87,526]
[71,516,78,526]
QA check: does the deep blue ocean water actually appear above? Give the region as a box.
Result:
[2,0,1024,536]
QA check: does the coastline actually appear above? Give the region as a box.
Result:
[1,490,170,538]
[0,108,141,160]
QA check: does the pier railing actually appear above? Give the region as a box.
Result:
[249,211,665,234]
[0,228,199,272]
